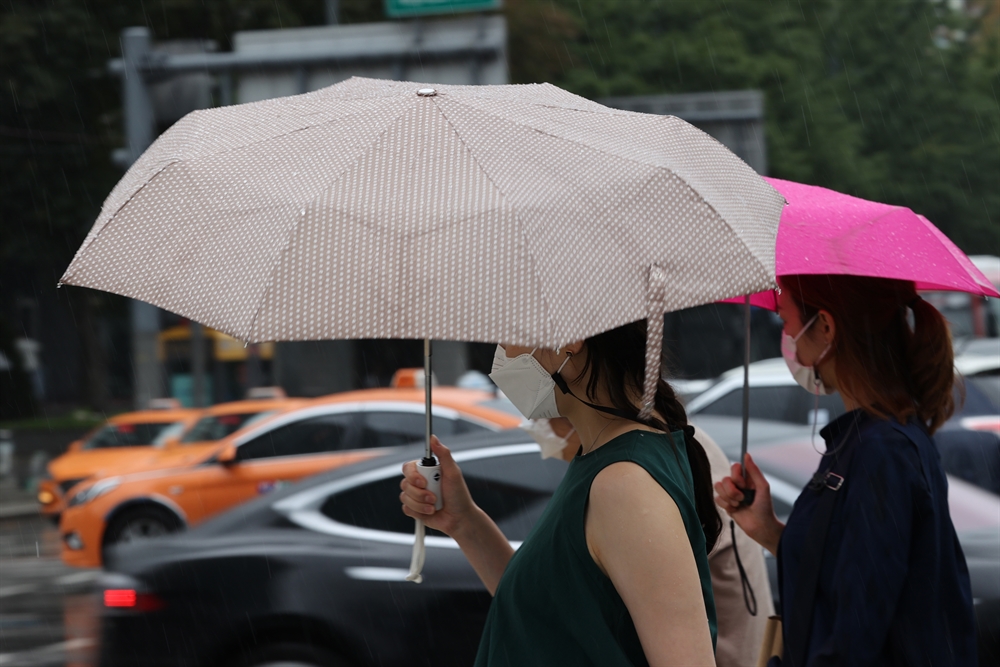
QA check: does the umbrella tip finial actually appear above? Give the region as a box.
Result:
[417,88,437,97]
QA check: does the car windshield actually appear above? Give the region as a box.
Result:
[83,422,176,449]
[180,410,275,443]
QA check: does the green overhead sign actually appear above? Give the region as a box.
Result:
[385,0,501,18]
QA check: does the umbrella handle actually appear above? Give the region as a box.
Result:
[405,463,442,584]
[417,461,443,511]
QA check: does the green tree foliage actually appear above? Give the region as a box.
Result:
[540,0,998,255]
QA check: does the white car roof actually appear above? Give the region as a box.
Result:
[956,355,999,377]
[686,349,998,415]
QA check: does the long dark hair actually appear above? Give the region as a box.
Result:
[782,275,957,433]
[579,320,722,552]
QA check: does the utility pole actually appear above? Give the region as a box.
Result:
[121,27,163,410]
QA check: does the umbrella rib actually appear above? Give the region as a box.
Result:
[243,103,418,343]
[431,98,558,346]
[434,95,777,334]
[441,95,688,172]
[62,162,180,285]
[73,102,412,284]
[441,95,777,276]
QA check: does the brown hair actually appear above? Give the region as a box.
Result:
[578,321,722,552]
[781,274,958,433]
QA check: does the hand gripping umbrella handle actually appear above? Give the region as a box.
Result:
[406,461,442,584]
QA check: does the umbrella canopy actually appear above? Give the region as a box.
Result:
[62,77,781,350]
[62,77,784,415]
[728,178,999,310]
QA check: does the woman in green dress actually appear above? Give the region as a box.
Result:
[400,320,723,666]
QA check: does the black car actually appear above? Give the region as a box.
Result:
[99,425,1000,666]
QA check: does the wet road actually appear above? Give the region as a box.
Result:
[0,514,99,667]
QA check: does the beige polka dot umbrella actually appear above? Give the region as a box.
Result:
[61,76,783,416]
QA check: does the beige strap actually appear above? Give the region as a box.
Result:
[639,264,669,420]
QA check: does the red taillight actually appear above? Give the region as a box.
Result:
[104,588,164,611]
[105,589,137,607]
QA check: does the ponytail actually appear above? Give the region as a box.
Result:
[653,380,723,552]
[580,321,723,552]
[907,297,958,433]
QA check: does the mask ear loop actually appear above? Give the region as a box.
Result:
[555,353,571,375]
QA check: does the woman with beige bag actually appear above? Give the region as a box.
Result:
[715,275,977,666]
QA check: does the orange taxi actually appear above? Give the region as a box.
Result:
[38,403,200,521]
[40,392,301,520]
[59,385,520,567]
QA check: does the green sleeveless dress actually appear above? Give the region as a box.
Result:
[474,429,717,667]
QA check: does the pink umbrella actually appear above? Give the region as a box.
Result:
[729,178,999,310]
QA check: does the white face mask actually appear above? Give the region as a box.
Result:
[520,418,575,460]
[489,345,570,420]
[781,313,834,396]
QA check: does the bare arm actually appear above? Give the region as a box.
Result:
[400,437,514,595]
[587,462,716,667]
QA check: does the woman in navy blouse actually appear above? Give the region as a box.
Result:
[716,274,977,666]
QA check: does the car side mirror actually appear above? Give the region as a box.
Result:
[67,440,83,453]
[217,445,238,466]
[161,436,181,449]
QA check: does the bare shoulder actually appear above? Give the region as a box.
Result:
[589,461,681,518]
[587,461,691,580]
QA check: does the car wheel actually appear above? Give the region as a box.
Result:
[243,642,349,667]
[104,505,182,548]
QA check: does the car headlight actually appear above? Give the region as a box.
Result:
[68,477,121,507]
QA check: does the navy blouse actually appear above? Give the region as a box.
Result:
[778,410,977,666]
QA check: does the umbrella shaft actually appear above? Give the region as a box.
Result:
[424,338,432,460]
[741,295,751,466]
